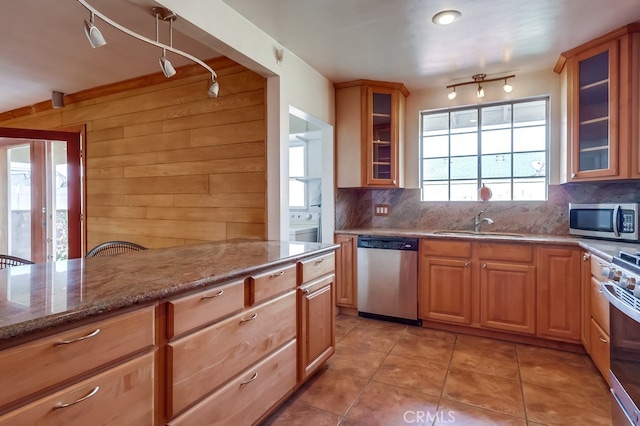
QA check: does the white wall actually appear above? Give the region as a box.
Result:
[156,0,335,241]
[405,69,562,188]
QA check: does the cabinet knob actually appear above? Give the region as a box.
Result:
[482,263,487,269]
[464,262,470,267]
[583,254,591,261]
[571,173,577,178]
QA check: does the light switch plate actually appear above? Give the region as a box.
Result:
[374,204,390,216]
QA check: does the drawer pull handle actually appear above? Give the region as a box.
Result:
[599,336,608,343]
[54,329,100,346]
[53,386,100,410]
[240,313,258,323]
[201,290,224,300]
[269,271,285,278]
[314,258,326,265]
[240,372,259,386]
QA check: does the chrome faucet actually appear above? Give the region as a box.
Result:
[473,210,494,232]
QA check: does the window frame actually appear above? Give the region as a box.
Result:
[419,97,550,202]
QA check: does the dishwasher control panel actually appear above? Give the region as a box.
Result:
[357,236,419,251]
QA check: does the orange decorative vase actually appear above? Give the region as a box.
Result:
[478,184,492,201]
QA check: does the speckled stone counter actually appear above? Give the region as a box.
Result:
[336,227,639,261]
[0,240,338,342]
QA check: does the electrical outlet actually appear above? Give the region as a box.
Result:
[374,204,390,216]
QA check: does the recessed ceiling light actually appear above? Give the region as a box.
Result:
[432,10,462,26]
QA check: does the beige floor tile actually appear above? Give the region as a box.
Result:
[519,358,607,398]
[295,369,369,417]
[327,342,388,379]
[339,325,403,353]
[403,325,457,344]
[522,382,612,426]
[335,314,359,342]
[455,334,516,355]
[435,398,527,425]
[346,380,440,426]
[390,334,454,364]
[450,344,519,379]
[262,400,342,425]
[516,344,590,368]
[372,353,448,396]
[443,368,525,418]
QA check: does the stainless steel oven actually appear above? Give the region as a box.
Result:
[601,252,640,425]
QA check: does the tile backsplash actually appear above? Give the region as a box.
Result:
[336,182,640,235]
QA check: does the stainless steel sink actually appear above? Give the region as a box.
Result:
[432,230,524,238]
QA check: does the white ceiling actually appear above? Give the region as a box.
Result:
[1,0,640,115]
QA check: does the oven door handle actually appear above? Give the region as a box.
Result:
[601,282,640,324]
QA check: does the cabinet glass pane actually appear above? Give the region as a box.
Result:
[579,120,609,150]
[373,164,391,179]
[579,51,609,87]
[372,92,392,181]
[373,141,391,163]
[579,83,608,122]
[579,148,608,171]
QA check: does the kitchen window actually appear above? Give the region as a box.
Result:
[420,98,549,201]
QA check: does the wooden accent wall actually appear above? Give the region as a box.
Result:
[0,57,267,250]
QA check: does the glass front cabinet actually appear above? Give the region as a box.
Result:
[335,80,409,188]
[556,24,640,181]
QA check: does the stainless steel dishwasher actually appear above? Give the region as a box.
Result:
[357,235,421,326]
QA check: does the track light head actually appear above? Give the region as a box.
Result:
[477,85,485,98]
[159,52,176,78]
[83,12,106,48]
[447,88,457,100]
[208,79,220,98]
[503,79,513,93]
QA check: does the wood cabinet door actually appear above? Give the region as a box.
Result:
[335,234,357,307]
[536,247,581,342]
[568,39,621,181]
[420,257,472,325]
[479,261,536,334]
[365,86,399,187]
[298,275,335,381]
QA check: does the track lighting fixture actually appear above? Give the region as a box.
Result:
[155,9,176,78]
[77,0,219,97]
[445,73,515,100]
[83,11,106,48]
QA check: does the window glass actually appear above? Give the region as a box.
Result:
[420,98,548,202]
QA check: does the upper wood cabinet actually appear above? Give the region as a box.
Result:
[334,79,409,188]
[555,23,640,181]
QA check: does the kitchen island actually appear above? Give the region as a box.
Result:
[0,240,339,425]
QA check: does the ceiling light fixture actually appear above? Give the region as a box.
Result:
[445,73,515,100]
[83,11,106,48]
[77,0,219,97]
[155,8,176,78]
[432,10,462,26]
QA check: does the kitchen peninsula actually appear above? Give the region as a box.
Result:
[0,240,338,425]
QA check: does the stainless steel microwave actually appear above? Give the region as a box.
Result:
[569,203,640,241]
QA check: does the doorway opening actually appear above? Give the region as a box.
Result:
[0,127,84,262]
[288,107,334,243]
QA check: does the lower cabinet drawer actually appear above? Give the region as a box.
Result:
[0,306,154,411]
[168,291,296,417]
[168,340,296,426]
[0,352,154,425]
[589,318,611,385]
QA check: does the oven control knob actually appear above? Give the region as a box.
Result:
[620,276,636,290]
[601,266,612,279]
[611,268,622,281]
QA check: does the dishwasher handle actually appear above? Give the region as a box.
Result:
[357,235,419,251]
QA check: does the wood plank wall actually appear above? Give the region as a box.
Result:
[0,57,267,251]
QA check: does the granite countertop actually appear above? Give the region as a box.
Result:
[336,228,639,261]
[0,240,338,343]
